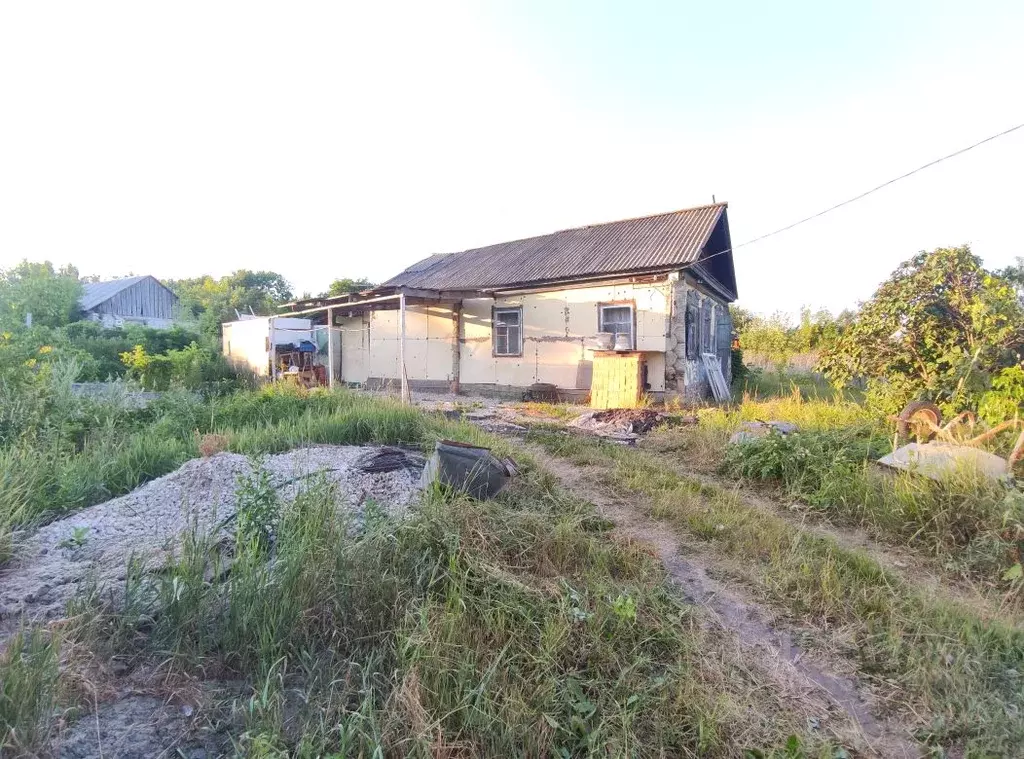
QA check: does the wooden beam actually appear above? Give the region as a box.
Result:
[398,287,492,301]
[281,293,401,317]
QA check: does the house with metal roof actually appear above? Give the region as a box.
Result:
[80,275,179,328]
[271,202,738,402]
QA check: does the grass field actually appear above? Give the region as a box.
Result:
[526,386,1024,757]
[2,385,847,757]
[3,379,1023,756]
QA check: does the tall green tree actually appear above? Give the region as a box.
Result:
[323,277,375,297]
[166,269,294,338]
[818,246,1024,413]
[0,261,82,329]
[997,257,1024,300]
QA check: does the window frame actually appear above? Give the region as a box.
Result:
[708,303,717,353]
[597,301,636,350]
[492,305,523,357]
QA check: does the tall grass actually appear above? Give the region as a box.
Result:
[0,384,432,554]
[530,430,1024,756]
[0,629,60,753]
[50,448,835,756]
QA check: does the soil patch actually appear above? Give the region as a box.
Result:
[53,694,225,759]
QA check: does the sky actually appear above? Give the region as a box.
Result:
[1,1,1022,317]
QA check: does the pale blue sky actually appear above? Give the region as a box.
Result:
[1,1,1021,316]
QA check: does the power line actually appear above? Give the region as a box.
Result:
[705,120,1024,263]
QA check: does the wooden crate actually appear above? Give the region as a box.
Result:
[591,351,644,409]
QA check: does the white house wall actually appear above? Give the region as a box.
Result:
[462,280,670,392]
[338,305,456,385]
[340,280,672,394]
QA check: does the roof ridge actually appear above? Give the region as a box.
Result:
[555,201,727,233]
[435,202,727,260]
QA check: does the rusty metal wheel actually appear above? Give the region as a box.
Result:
[897,401,942,442]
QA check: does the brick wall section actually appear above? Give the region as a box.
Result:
[665,276,733,403]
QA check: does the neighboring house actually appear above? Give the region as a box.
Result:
[277,202,738,401]
[79,276,179,328]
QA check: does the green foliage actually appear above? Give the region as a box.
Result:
[978,362,1024,424]
[737,307,851,372]
[76,446,826,756]
[119,341,243,391]
[0,629,60,753]
[724,425,1024,585]
[57,526,90,550]
[0,261,82,329]
[63,320,203,380]
[0,384,427,541]
[996,256,1024,295]
[531,429,1024,755]
[730,346,748,388]
[234,461,281,551]
[167,269,294,337]
[323,277,375,297]
[724,429,885,508]
[819,246,1024,415]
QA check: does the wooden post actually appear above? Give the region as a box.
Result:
[399,291,410,404]
[326,307,335,389]
[450,301,462,395]
[268,316,277,380]
[325,307,337,391]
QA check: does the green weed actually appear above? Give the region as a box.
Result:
[58,438,835,756]
[529,430,1024,755]
[0,628,60,754]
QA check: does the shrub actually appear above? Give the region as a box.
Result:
[0,629,60,753]
[979,363,1024,424]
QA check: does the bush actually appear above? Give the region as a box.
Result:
[725,426,1024,579]
[730,346,748,388]
[120,342,248,392]
[979,363,1024,424]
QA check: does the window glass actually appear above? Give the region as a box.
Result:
[600,305,634,348]
[494,308,522,356]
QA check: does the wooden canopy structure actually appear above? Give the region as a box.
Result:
[277,287,492,402]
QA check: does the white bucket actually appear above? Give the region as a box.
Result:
[594,332,614,350]
[613,333,632,351]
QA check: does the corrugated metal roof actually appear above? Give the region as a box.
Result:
[381,203,727,291]
[80,276,149,311]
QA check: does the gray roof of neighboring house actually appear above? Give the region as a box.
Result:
[79,275,171,311]
[380,203,728,291]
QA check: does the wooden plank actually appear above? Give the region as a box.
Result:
[591,351,642,409]
[702,353,730,402]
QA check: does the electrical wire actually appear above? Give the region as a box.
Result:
[705,120,1024,263]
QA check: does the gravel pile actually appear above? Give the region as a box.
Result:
[0,446,424,637]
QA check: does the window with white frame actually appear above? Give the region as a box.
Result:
[599,304,634,348]
[493,307,522,356]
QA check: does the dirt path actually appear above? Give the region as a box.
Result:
[523,443,921,759]
[649,452,1020,626]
